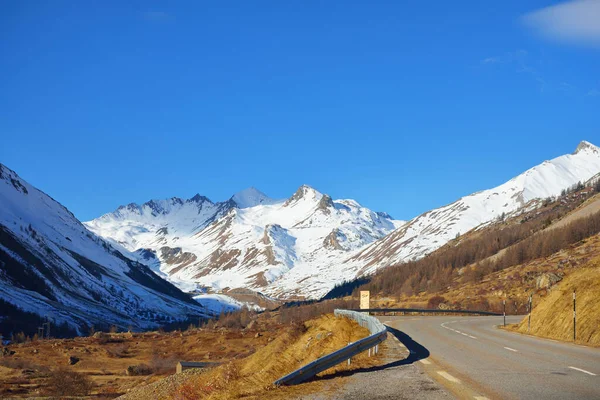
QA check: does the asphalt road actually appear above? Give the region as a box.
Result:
[380,315,599,400]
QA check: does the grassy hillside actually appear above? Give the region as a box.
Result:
[119,314,376,400]
[326,182,600,316]
[514,261,600,346]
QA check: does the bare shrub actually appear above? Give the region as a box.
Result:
[45,367,93,396]
[105,344,129,358]
[427,295,447,309]
[150,353,178,374]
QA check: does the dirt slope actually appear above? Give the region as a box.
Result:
[514,261,600,346]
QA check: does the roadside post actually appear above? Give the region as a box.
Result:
[573,290,576,342]
[527,294,532,333]
[503,299,506,327]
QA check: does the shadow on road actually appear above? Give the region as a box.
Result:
[312,326,430,382]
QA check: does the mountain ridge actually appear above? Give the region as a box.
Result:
[0,163,210,334]
[85,183,404,297]
[81,141,600,299]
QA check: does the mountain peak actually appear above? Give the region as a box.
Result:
[189,193,212,203]
[574,140,599,155]
[231,187,274,208]
[284,184,323,206]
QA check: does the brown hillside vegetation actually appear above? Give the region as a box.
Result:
[0,316,276,398]
[356,185,600,299]
[119,314,377,400]
[367,233,600,316]
[511,262,600,346]
[339,183,600,315]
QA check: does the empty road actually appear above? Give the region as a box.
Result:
[380,315,599,400]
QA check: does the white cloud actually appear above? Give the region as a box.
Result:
[522,0,600,47]
[481,57,500,64]
[142,11,174,22]
[480,50,527,65]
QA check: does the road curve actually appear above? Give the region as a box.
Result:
[380,315,599,400]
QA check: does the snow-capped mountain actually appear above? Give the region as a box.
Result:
[340,140,600,277]
[86,141,600,300]
[85,185,405,298]
[0,163,210,334]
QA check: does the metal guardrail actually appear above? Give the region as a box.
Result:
[274,309,387,386]
[350,308,502,316]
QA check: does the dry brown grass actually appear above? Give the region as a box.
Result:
[164,314,377,400]
[0,320,278,398]
[510,260,600,346]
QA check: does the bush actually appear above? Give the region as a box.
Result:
[45,367,93,396]
[150,353,178,374]
[125,364,153,376]
[427,295,447,309]
[105,344,129,358]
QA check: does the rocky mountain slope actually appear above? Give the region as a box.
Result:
[85,186,404,298]
[339,141,600,276]
[0,164,210,334]
[86,141,600,300]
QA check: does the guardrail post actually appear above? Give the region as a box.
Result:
[347,342,351,365]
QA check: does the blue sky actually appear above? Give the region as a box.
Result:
[1,1,599,221]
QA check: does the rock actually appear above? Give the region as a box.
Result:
[254,332,262,338]
[2,347,15,357]
[68,356,80,365]
[246,320,256,330]
[536,272,563,289]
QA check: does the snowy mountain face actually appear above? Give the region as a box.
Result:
[86,141,600,300]
[85,185,405,299]
[0,164,210,334]
[341,141,600,277]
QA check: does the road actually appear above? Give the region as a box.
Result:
[380,315,599,400]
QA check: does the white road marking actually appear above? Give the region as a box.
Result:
[383,320,392,324]
[504,347,518,352]
[438,371,461,383]
[420,359,431,365]
[568,366,597,376]
[441,322,477,339]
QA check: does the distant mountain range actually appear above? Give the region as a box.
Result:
[85,141,600,299]
[85,185,404,299]
[2,141,600,334]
